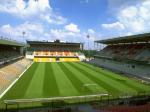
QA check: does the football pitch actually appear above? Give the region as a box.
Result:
[1,62,150,105]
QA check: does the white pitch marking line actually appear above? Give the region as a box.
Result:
[0,61,33,99]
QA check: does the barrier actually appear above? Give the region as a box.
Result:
[2,92,150,111]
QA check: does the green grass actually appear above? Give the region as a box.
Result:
[0,62,150,109]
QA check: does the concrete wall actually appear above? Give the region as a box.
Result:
[19,47,24,55]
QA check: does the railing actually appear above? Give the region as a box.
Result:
[0,56,23,66]
[4,94,109,104]
[2,92,150,111]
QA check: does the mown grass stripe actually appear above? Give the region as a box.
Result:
[52,63,79,96]
[75,62,137,94]
[58,62,92,95]
[2,63,39,99]
[43,63,60,97]
[25,63,45,98]
[99,68,150,92]
[64,63,106,94]
[68,62,120,95]
[79,62,149,93]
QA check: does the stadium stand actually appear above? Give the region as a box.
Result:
[0,58,32,95]
[33,51,78,57]
[0,38,32,95]
[0,38,25,65]
[96,43,149,62]
[92,33,150,81]
[26,40,85,62]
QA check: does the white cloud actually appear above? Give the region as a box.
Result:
[120,6,137,18]
[125,32,133,36]
[88,29,95,34]
[0,22,100,50]
[102,22,125,30]
[41,14,67,25]
[49,28,82,42]
[0,0,97,47]
[118,6,145,32]
[50,29,75,38]
[0,22,44,41]
[48,23,81,41]
[0,0,49,17]
[49,28,98,49]
[49,26,98,43]
[0,0,66,24]
[102,0,150,35]
[65,23,80,33]
[0,22,83,42]
[49,28,98,43]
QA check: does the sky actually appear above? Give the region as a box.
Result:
[0,0,150,49]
